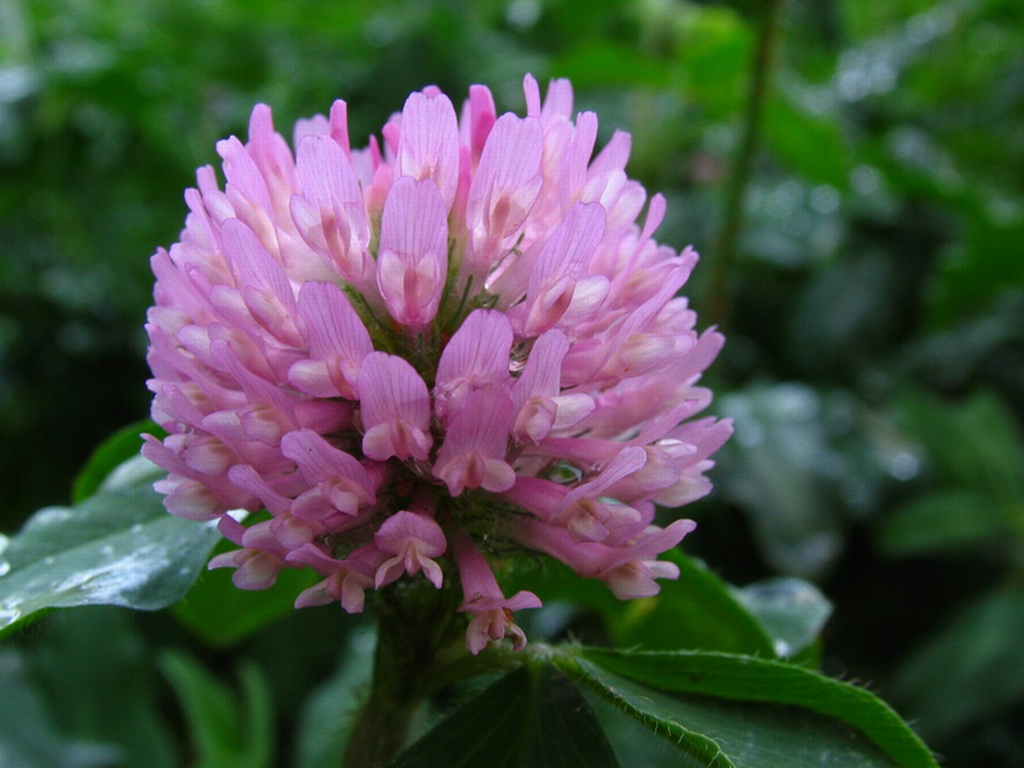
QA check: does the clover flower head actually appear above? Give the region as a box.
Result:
[144,75,732,654]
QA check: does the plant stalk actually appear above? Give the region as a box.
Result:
[707,0,785,329]
[341,582,459,768]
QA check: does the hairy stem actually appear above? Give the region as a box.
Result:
[341,582,460,767]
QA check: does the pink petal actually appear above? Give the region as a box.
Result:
[461,84,496,164]
[377,176,449,327]
[464,114,544,271]
[374,511,447,589]
[396,90,460,210]
[288,281,372,398]
[521,202,606,335]
[434,309,513,422]
[356,353,433,461]
[433,389,516,496]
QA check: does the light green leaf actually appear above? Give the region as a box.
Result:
[569,648,938,768]
[72,419,162,504]
[896,389,1024,500]
[159,650,274,768]
[764,91,851,190]
[172,548,320,648]
[731,577,832,659]
[553,41,673,90]
[388,662,620,768]
[613,550,775,656]
[506,550,773,656]
[877,489,1007,556]
[671,3,753,117]
[0,459,221,639]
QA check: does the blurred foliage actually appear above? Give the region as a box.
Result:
[1,0,1023,765]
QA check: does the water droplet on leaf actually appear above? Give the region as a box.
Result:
[0,605,22,628]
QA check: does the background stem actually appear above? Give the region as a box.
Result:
[707,0,785,329]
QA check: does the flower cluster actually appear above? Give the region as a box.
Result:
[144,75,731,654]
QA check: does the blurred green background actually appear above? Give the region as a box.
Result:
[1,0,1022,765]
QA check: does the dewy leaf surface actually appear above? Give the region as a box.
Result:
[0,458,221,638]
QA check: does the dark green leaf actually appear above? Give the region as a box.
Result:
[0,647,123,768]
[572,648,938,767]
[507,550,773,655]
[718,384,854,578]
[159,650,274,768]
[24,607,179,768]
[929,213,1024,326]
[576,662,890,767]
[293,627,376,768]
[389,663,619,768]
[0,458,220,639]
[890,585,1024,739]
[582,689,712,768]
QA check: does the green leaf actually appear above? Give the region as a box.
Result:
[0,647,123,768]
[718,384,859,579]
[582,689,712,768]
[0,458,221,639]
[24,607,179,768]
[731,577,832,659]
[764,91,851,190]
[575,667,732,767]
[889,585,1024,739]
[929,213,1024,326]
[159,650,274,768]
[576,663,893,768]
[389,663,620,768]
[896,389,1024,500]
[507,550,773,655]
[294,627,376,768]
[554,41,673,90]
[569,648,938,768]
[172,544,320,648]
[71,419,163,504]
[613,550,775,656]
[876,489,1007,556]
[672,3,753,118]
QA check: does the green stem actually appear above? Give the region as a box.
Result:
[341,583,461,768]
[707,0,785,329]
